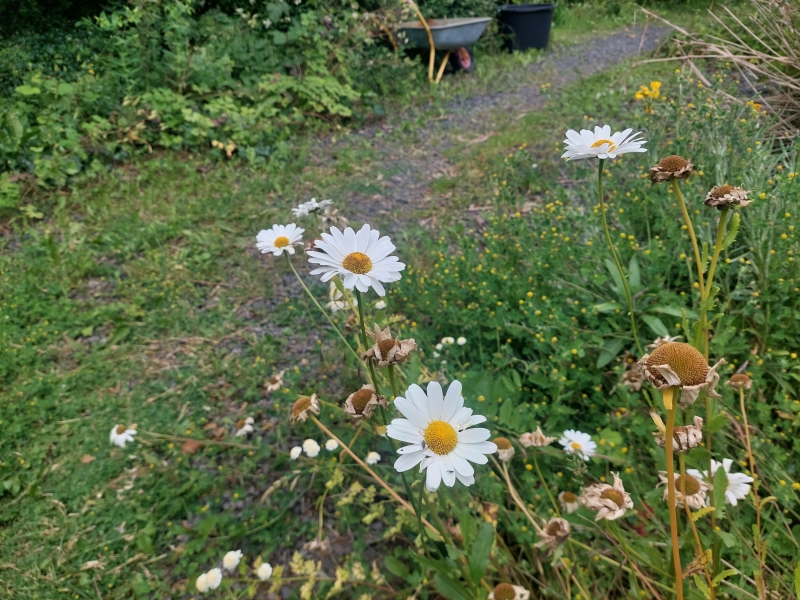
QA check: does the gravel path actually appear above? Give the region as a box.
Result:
[320,23,669,231]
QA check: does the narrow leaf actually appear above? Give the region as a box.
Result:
[712,569,738,586]
[713,467,728,520]
[793,560,800,599]
[722,212,741,249]
[468,522,494,585]
[434,573,471,600]
[691,506,716,522]
[642,315,669,338]
[693,575,712,599]
[604,258,626,302]
[628,255,642,292]
[701,241,710,273]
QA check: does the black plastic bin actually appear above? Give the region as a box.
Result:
[497,4,556,51]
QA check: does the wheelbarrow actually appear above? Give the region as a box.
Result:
[397,16,492,83]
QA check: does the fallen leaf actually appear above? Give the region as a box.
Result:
[181,440,202,454]
[81,560,104,571]
[80,454,96,464]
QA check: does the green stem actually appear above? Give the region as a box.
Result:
[532,449,560,516]
[285,256,362,366]
[354,289,381,392]
[388,364,401,400]
[597,159,642,355]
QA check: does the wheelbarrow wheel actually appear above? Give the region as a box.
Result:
[450,47,475,73]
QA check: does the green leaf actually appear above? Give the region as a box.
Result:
[498,397,516,426]
[701,241,710,273]
[468,522,494,585]
[15,84,41,96]
[693,574,712,599]
[711,569,738,586]
[597,338,625,369]
[722,212,741,249]
[713,467,728,520]
[594,301,623,313]
[717,530,737,549]
[793,560,800,599]
[605,259,626,301]
[56,82,74,95]
[195,516,217,538]
[642,315,669,338]
[707,415,728,434]
[628,255,642,292]
[691,506,715,522]
[433,573,471,600]
[384,556,409,579]
[651,305,699,319]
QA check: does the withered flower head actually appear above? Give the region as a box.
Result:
[651,412,704,452]
[725,374,753,390]
[265,370,285,393]
[649,155,693,183]
[646,335,683,350]
[534,517,571,549]
[620,366,645,392]
[488,583,530,600]
[558,490,580,514]
[361,324,416,367]
[493,437,515,462]
[343,384,386,420]
[704,185,750,210]
[658,471,709,509]
[519,427,556,448]
[638,342,725,408]
[580,472,633,521]
[290,394,320,423]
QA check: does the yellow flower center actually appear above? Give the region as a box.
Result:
[350,388,374,414]
[116,425,127,435]
[342,251,372,274]
[570,442,582,450]
[590,139,617,152]
[424,420,458,455]
[491,583,516,600]
[273,236,290,248]
[675,474,702,496]
[561,491,577,503]
[600,488,625,508]
[647,342,709,386]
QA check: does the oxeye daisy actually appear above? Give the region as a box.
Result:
[488,583,530,600]
[534,517,571,549]
[257,562,273,580]
[658,471,708,509]
[520,427,556,448]
[256,223,304,256]
[386,380,496,492]
[704,185,750,210]
[223,550,242,571]
[690,458,753,506]
[205,568,222,590]
[561,125,647,161]
[558,491,580,514]
[558,429,596,461]
[110,424,137,448]
[307,224,405,296]
[580,472,633,521]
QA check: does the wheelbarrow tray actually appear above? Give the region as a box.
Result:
[398,17,491,51]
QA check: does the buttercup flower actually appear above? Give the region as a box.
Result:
[110,424,137,448]
[726,374,753,390]
[325,439,339,451]
[289,446,302,460]
[387,380,496,492]
[265,370,285,393]
[206,568,222,590]
[344,384,387,420]
[302,439,321,458]
[689,458,753,506]
[561,125,647,161]
[196,572,209,593]
[638,342,725,408]
[362,325,416,367]
[580,472,633,521]
[651,412,703,452]
[493,437,515,462]
[658,471,708,509]
[234,417,254,438]
[534,517,571,549]
[257,562,273,580]
[223,550,242,571]
[704,185,751,210]
[558,491,580,514]
[649,155,693,183]
[488,583,530,600]
[559,429,597,461]
[292,198,332,217]
[307,224,405,296]
[520,427,556,448]
[290,394,320,423]
[256,223,304,256]
[366,451,381,465]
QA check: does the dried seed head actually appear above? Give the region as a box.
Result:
[560,491,577,503]
[726,373,753,390]
[545,520,562,536]
[236,419,245,430]
[350,388,374,414]
[647,342,709,386]
[292,397,312,417]
[658,155,690,171]
[704,185,750,210]
[600,488,625,508]
[675,474,702,496]
[378,338,398,355]
[493,437,512,450]
[710,184,735,198]
[649,154,693,183]
[491,583,517,600]
[116,424,127,435]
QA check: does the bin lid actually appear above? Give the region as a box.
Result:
[497,3,556,13]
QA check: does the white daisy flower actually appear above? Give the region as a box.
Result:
[289,446,302,460]
[196,573,209,593]
[206,568,222,590]
[441,337,455,345]
[387,380,497,492]
[366,451,381,465]
[234,417,254,438]
[558,490,580,514]
[307,224,405,296]
[302,439,321,458]
[257,562,273,580]
[256,223,304,256]
[223,550,242,571]
[374,300,387,310]
[325,439,339,451]
[456,336,467,346]
[561,125,647,161]
[559,429,597,461]
[688,458,753,506]
[292,198,332,217]
[110,425,137,448]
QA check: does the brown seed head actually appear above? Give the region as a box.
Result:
[116,424,127,435]
[491,583,517,600]
[658,155,690,171]
[545,520,562,536]
[378,338,398,356]
[493,437,512,450]
[647,342,709,386]
[728,374,752,388]
[350,388,374,414]
[600,488,625,508]
[675,474,702,496]
[710,184,736,198]
[292,396,312,417]
[561,491,577,503]
[236,419,245,430]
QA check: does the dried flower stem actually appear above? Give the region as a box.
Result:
[309,415,438,535]
[672,180,705,299]
[739,387,767,600]
[679,453,716,599]
[663,388,684,600]
[597,159,642,354]
[140,431,258,449]
[531,449,560,516]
